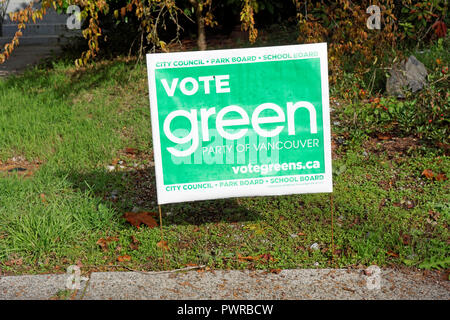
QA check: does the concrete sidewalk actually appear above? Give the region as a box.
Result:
[0,44,61,77]
[0,268,448,300]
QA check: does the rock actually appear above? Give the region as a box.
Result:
[310,243,320,251]
[406,56,428,92]
[110,190,119,201]
[386,55,428,98]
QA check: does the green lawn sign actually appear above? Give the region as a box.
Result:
[146,43,332,204]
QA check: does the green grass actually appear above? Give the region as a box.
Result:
[0,52,448,274]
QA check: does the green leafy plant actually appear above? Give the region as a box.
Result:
[419,256,450,270]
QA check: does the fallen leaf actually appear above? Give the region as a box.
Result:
[377,134,391,140]
[297,232,306,236]
[400,233,411,245]
[185,263,198,267]
[435,173,447,181]
[429,210,440,221]
[129,235,140,251]
[237,254,260,262]
[157,240,169,251]
[260,253,275,262]
[125,147,138,155]
[422,169,435,180]
[40,193,47,204]
[117,255,131,262]
[96,237,119,252]
[123,212,158,229]
[436,142,450,150]
[4,258,22,266]
[386,251,399,258]
[406,201,415,209]
[270,269,282,274]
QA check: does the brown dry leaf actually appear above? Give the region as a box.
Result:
[40,193,47,205]
[435,173,447,181]
[157,240,169,251]
[237,254,260,262]
[123,212,158,229]
[386,251,399,258]
[125,147,138,155]
[377,134,391,140]
[185,263,198,267]
[96,236,119,252]
[429,210,440,222]
[400,233,411,245]
[260,253,275,262]
[297,232,306,236]
[117,255,132,262]
[129,235,140,251]
[270,269,282,274]
[436,142,450,150]
[4,258,23,266]
[422,169,435,180]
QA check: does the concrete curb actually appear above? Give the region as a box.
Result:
[1,268,448,300]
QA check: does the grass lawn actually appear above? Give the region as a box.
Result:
[0,37,448,275]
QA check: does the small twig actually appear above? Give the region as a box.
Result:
[430,74,449,86]
[159,204,166,270]
[114,264,207,275]
[81,264,207,275]
[330,194,335,267]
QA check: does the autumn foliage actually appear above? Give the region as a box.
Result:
[0,0,447,71]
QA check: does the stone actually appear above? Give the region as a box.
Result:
[386,55,428,98]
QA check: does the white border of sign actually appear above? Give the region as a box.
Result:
[147,43,332,204]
